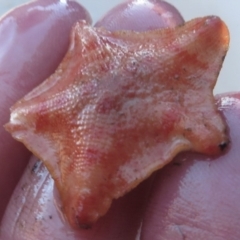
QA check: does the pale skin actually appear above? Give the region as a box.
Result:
[0,0,240,239]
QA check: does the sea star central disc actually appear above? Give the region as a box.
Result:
[5,16,229,229]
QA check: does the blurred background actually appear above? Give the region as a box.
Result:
[0,0,239,94]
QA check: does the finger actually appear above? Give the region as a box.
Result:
[141,93,240,239]
[95,0,184,31]
[1,156,154,240]
[0,0,91,220]
[1,0,184,239]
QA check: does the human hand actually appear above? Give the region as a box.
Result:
[0,1,240,239]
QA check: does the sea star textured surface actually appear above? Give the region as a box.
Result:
[5,16,229,229]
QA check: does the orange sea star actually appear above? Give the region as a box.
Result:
[5,16,229,229]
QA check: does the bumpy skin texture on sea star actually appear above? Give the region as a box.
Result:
[5,16,229,229]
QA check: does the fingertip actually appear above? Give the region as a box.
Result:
[141,94,240,239]
[0,0,91,222]
[95,0,184,31]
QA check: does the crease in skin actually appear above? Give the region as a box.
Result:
[5,16,230,229]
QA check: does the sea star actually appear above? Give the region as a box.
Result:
[5,16,229,229]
